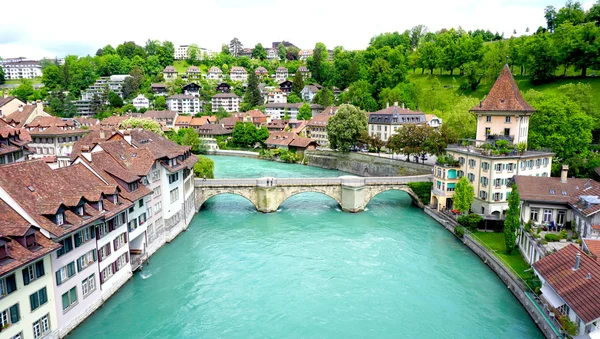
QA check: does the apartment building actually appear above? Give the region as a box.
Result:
[307,106,338,148]
[166,95,201,114]
[264,103,323,120]
[367,103,426,142]
[132,94,150,111]
[0,121,31,165]
[275,67,288,82]
[206,67,223,81]
[162,66,177,82]
[0,60,42,80]
[229,67,248,82]
[141,110,178,129]
[74,75,130,117]
[25,116,86,168]
[430,64,554,219]
[212,93,240,112]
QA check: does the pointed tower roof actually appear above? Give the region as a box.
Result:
[471,64,534,113]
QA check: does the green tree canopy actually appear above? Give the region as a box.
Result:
[292,70,305,94]
[454,177,474,214]
[121,118,164,136]
[504,184,520,254]
[194,156,214,179]
[297,103,312,120]
[326,104,368,151]
[252,43,267,60]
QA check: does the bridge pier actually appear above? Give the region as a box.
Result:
[256,187,279,213]
[340,183,366,213]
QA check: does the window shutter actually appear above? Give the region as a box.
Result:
[36,261,45,277]
[40,287,47,305]
[22,268,30,285]
[113,261,118,272]
[77,258,82,272]
[30,293,37,310]
[74,233,81,247]
[124,234,128,244]
[55,270,62,285]
[93,249,97,261]
[126,253,129,263]
[113,238,117,251]
[91,226,96,238]
[107,244,111,255]
[95,226,100,239]
[100,272,105,284]
[9,304,19,324]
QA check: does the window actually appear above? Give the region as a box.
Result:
[468,159,476,168]
[486,116,492,122]
[170,188,179,204]
[467,173,475,183]
[504,128,510,136]
[74,226,94,247]
[98,199,103,212]
[10,332,22,339]
[543,158,549,166]
[493,193,503,201]
[76,249,97,272]
[116,253,129,271]
[480,177,489,186]
[530,209,539,221]
[457,170,464,178]
[482,162,490,171]
[82,274,96,298]
[128,218,138,232]
[62,287,78,312]
[32,314,50,339]
[76,206,84,216]
[0,274,17,297]
[494,163,503,171]
[22,260,45,285]
[505,116,511,123]
[56,236,74,257]
[147,206,153,218]
[485,127,491,136]
[29,287,48,312]
[479,190,488,200]
[168,173,179,184]
[99,243,112,262]
[154,202,162,213]
[543,209,552,222]
[129,206,134,214]
[138,213,147,226]
[536,159,541,167]
[56,212,64,226]
[507,163,514,171]
[152,186,161,197]
[55,262,76,285]
[0,303,20,328]
[128,181,139,191]
[101,263,114,283]
[459,157,465,165]
[494,178,502,187]
[113,233,127,251]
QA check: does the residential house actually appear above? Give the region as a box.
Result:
[368,102,426,142]
[430,64,554,219]
[265,103,323,120]
[255,67,268,79]
[174,115,193,130]
[264,132,317,152]
[298,66,311,79]
[0,121,31,164]
[162,66,178,82]
[206,67,223,81]
[142,110,178,129]
[425,114,442,128]
[132,94,150,111]
[166,95,201,114]
[0,60,42,79]
[216,82,231,93]
[229,67,248,82]
[26,116,86,168]
[196,124,231,151]
[0,93,25,118]
[569,180,600,239]
[212,93,240,113]
[238,48,253,58]
[73,118,99,128]
[275,67,288,82]
[186,66,201,81]
[265,120,287,132]
[332,86,342,100]
[300,84,322,103]
[0,199,60,339]
[268,89,287,104]
[151,84,168,96]
[287,120,308,136]
[266,48,279,60]
[190,116,217,130]
[219,117,240,130]
[533,245,600,337]
[582,239,600,259]
[279,80,293,93]
[3,101,50,128]
[233,110,270,127]
[299,50,313,61]
[182,83,201,97]
[258,83,270,104]
[307,106,338,148]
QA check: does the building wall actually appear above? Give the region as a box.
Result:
[0,255,59,339]
[211,98,240,112]
[475,114,530,145]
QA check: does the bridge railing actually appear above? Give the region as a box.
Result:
[364,175,432,184]
[195,175,432,187]
[195,178,259,186]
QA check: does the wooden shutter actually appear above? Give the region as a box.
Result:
[55,270,62,285]
[36,261,44,277]
[113,238,117,251]
[100,272,104,284]
[22,268,30,285]
[9,303,19,324]
[124,233,128,244]
[93,249,97,262]
[126,253,129,263]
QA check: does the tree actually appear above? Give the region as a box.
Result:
[313,88,333,107]
[504,184,520,254]
[187,44,200,65]
[358,130,385,153]
[154,96,167,110]
[545,6,558,32]
[277,42,287,61]
[525,33,558,84]
[121,118,164,136]
[339,80,378,112]
[108,91,123,108]
[454,177,474,214]
[556,0,586,27]
[326,104,368,152]
[410,24,428,50]
[11,80,38,102]
[158,41,175,67]
[297,103,312,120]
[243,72,262,108]
[308,42,328,83]
[586,1,600,26]
[287,93,302,103]
[229,38,243,57]
[0,67,4,85]
[252,43,267,60]
[292,70,305,94]
[178,128,205,153]
[194,156,214,179]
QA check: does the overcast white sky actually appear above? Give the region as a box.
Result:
[0,0,595,59]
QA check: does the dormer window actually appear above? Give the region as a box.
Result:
[56,213,65,226]
[549,190,555,195]
[114,194,118,204]
[98,199,103,212]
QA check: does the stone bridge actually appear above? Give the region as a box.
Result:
[194,175,432,213]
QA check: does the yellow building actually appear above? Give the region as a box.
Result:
[430,64,554,219]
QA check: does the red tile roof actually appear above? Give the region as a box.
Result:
[584,239,600,260]
[514,176,591,203]
[534,244,600,323]
[568,179,600,217]
[471,64,535,113]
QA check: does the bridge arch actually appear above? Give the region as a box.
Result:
[364,186,421,208]
[196,189,259,211]
[275,188,343,211]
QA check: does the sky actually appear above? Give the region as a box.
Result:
[0,0,596,60]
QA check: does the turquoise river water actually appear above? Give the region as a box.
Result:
[70,155,542,338]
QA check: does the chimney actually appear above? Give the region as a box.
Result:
[573,253,581,271]
[18,105,23,112]
[393,101,398,107]
[587,273,592,280]
[2,90,7,99]
[479,101,482,108]
[36,100,43,113]
[99,131,106,139]
[386,102,389,108]
[561,165,568,183]
[402,102,405,109]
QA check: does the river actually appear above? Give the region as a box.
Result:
[69,155,542,338]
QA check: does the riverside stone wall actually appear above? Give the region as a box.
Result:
[304,150,432,177]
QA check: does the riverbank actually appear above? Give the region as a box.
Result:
[424,208,561,339]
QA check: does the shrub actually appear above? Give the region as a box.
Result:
[544,233,560,242]
[455,225,465,238]
[560,230,568,239]
[457,213,483,231]
[193,156,214,179]
[524,220,533,232]
[559,315,578,336]
[407,182,433,204]
[571,232,579,240]
[279,149,301,163]
[540,239,548,245]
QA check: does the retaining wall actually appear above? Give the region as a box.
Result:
[304,150,432,177]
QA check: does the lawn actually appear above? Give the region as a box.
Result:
[471,231,533,281]
[3,78,42,85]
[173,60,190,73]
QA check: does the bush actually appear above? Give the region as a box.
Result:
[544,233,560,242]
[524,220,533,232]
[193,156,214,179]
[407,182,433,204]
[457,213,483,231]
[571,232,579,240]
[279,149,301,163]
[560,230,568,239]
[455,225,465,238]
[559,315,578,336]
